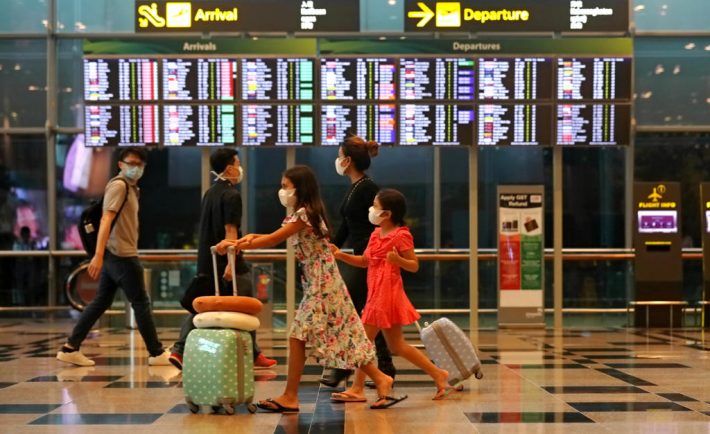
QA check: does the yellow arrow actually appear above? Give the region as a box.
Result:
[408,2,435,27]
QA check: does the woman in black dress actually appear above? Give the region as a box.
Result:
[320,135,396,387]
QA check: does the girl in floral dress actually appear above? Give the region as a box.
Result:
[329,189,456,402]
[216,165,406,412]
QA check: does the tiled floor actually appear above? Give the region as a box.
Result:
[0,319,708,433]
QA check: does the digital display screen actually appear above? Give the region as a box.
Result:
[84,58,159,101]
[478,104,552,146]
[399,58,475,100]
[556,104,630,145]
[162,58,237,101]
[241,58,315,100]
[557,58,631,100]
[163,105,236,146]
[242,104,315,146]
[320,105,396,145]
[85,105,160,147]
[638,210,678,234]
[478,58,552,100]
[399,105,475,145]
[320,58,397,100]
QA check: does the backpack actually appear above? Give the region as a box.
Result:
[78,178,129,257]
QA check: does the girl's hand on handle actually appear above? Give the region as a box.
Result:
[386,247,401,265]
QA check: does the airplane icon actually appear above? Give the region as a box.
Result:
[647,187,662,202]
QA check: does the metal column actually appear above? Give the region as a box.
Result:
[553,147,563,330]
[285,148,296,330]
[45,0,58,309]
[433,147,441,308]
[469,147,479,335]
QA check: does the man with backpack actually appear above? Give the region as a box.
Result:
[57,147,170,367]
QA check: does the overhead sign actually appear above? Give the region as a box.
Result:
[135,0,359,33]
[405,0,629,33]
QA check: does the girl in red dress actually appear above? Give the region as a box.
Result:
[329,188,455,402]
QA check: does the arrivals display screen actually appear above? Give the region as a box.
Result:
[83,54,632,146]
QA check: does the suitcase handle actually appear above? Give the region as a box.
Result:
[210,245,239,296]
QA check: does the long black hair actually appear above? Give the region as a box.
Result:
[283,165,330,238]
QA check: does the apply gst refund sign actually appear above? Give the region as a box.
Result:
[405,0,629,33]
[135,0,359,33]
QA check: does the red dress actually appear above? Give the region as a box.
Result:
[360,226,421,329]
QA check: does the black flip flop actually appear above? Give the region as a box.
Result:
[370,394,408,410]
[256,398,300,413]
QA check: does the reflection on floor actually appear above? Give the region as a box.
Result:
[0,319,708,433]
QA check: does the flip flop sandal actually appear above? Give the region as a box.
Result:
[256,398,300,413]
[370,394,408,409]
[331,392,367,402]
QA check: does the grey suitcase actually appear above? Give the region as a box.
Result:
[417,317,483,386]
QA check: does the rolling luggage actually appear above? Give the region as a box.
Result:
[183,246,257,414]
[417,317,483,386]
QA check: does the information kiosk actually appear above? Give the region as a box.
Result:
[633,182,683,327]
[699,183,710,328]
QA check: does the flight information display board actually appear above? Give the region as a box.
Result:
[321,58,397,100]
[399,58,476,101]
[478,104,552,146]
[321,105,397,145]
[85,105,160,146]
[556,104,630,145]
[479,58,553,100]
[399,105,475,145]
[557,58,631,100]
[242,104,315,146]
[163,105,236,146]
[162,58,237,101]
[84,58,159,101]
[241,58,315,100]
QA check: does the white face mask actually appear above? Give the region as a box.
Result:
[212,165,243,184]
[278,188,297,208]
[335,157,348,176]
[368,206,386,226]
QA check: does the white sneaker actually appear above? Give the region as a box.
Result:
[148,350,171,366]
[56,350,95,367]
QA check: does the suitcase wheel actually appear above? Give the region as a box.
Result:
[186,400,199,414]
[247,403,257,414]
[475,370,483,380]
[211,405,222,414]
[223,404,235,415]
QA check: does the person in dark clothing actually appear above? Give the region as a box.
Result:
[169,148,276,370]
[320,135,396,388]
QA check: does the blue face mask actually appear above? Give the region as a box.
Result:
[122,165,144,181]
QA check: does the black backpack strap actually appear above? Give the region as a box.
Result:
[109,178,130,230]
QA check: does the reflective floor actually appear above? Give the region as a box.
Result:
[0,319,708,433]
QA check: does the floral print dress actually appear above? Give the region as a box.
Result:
[284,207,375,369]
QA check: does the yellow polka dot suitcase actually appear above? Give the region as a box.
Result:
[183,328,256,414]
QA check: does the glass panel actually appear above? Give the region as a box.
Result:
[56,0,133,33]
[0,257,49,307]
[244,148,287,236]
[635,133,710,247]
[441,148,469,248]
[0,40,47,127]
[57,40,84,128]
[562,147,626,247]
[362,0,403,32]
[634,0,710,32]
[0,0,47,33]
[478,147,551,248]
[635,37,710,126]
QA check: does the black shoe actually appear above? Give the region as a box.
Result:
[319,368,352,388]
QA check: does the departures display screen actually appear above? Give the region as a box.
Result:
[83,55,632,146]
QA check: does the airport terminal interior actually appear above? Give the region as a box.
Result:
[1,0,710,432]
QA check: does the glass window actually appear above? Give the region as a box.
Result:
[634,0,710,32]
[56,0,133,33]
[635,37,710,126]
[635,132,710,248]
[244,148,287,236]
[0,40,47,127]
[57,39,83,128]
[562,147,627,247]
[440,148,469,248]
[361,0,403,32]
[0,0,47,33]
